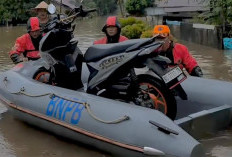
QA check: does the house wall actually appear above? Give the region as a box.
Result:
[168,23,223,49]
[146,0,210,19]
[155,0,209,12]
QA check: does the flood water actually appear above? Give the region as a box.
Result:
[0,17,232,157]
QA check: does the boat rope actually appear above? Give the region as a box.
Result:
[9,87,54,97]
[85,103,130,124]
[4,84,129,124]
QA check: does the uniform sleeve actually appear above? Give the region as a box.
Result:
[9,36,26,57]
[179,44,198,73]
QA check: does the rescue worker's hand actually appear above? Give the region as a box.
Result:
[10,54,23,64]
[190,66,203,77]
[160,37,171,52]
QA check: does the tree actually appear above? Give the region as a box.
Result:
[115,0,125,17]
[125,0,153,15]
[197,0,232,36]
[0,0,43,25]
[119,17,151,39]
[81,0,97,8]
[78,0,117,15]
[93,0,117,15]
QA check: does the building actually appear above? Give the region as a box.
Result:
[146,0,210,24]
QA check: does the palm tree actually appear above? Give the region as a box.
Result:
[199,0,232,36]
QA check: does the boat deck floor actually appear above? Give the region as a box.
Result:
[174,77,232,139]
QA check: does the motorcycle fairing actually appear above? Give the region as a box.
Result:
[86,49,141,90]
[86,41,163,92]
[40,29,73,53]
[84,39,148,62]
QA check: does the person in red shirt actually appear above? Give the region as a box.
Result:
[9,17,42,64]
[94,16,128,44]
[153,25,203,77]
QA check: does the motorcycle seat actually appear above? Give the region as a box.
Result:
[84,38,149,62]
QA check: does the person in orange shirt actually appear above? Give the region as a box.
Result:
[94,16,128,44]
[9,17,42,64]
[153,25,203,77]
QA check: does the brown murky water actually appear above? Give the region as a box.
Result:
[1,17,232,157]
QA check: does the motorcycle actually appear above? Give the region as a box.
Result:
[31,4,187,120]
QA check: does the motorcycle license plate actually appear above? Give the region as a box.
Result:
[162,67,183,83]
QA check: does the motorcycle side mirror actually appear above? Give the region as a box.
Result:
[48,4,56,14]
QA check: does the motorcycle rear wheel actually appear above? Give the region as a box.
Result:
[33,68,53,84]
[136,75,177,120]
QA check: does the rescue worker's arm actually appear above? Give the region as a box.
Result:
[177,44,203,77]
[9,37,26,64]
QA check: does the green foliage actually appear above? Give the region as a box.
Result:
[82,0,97,9]
[191,15,206,24]
[77,0,117,15]
[147,0,154,7]
[125,0,153,15]
[119,17,142,27]
[196,0,232,25]
[194,0,232,37]
[0,0,43,24]
[97,0,117,15]
[140,29,153,38]
[122,24,144,39]
[120,17,151,39]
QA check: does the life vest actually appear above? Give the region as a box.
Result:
[94,35,128,45]
[9,33,40,59]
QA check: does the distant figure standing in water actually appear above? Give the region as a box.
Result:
[94,16,128,44]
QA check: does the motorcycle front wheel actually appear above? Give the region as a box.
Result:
[135,75,177,120]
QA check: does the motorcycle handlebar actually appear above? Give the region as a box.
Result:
[42,5,96,33]
[75,6,96,17]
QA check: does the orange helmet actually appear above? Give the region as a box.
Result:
[153,25,170,38]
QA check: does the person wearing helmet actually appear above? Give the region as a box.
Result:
[94,16,128,44]
[32,1,50,30]
[153,25,203,77]
[9,17,42,64]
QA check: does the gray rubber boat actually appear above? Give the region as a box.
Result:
[0,62,232,157]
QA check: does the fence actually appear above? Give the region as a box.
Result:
[167,22,223,49]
